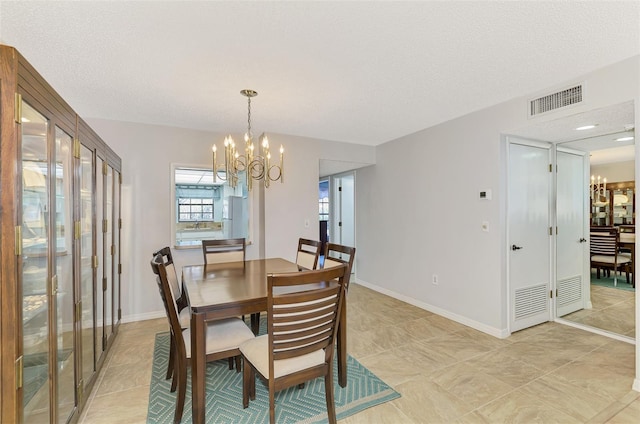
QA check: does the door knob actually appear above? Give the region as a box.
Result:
[511,244,523,251]
[579,238,587,243]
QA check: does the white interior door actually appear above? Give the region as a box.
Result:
[508,139,552,332]
[332,172,355,248]
[556,147,590,317]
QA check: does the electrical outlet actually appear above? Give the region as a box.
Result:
[432,274,439,285]
[304,219,310,228]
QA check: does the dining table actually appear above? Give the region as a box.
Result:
[182,257,349,424]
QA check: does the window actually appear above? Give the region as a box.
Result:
[178,197,214,221]
[319,180,329,221]
[172,166,249,247]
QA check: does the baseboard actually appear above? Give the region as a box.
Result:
[354,278,509,339]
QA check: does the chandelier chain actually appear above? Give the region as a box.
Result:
[247,96,252,139]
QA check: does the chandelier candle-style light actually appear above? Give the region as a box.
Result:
[212,89,284,190]
[591,175,608,204]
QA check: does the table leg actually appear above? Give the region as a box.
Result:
[337,300,347,388]
[191,312,206,424]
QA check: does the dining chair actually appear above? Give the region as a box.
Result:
[151,253,255,424]
[202,238,246,264]
[152,247,191,382]
[590,232,631,286]
[201,238,260,334]
[296,238,321,270]
[322,242,356,290]
[239,264,348,424]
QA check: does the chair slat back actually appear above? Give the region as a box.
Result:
[150,254,186,356]
[267,265,347,363]
[152,246,182,305]
[202,238,245,264]
[590,233,618,256]
[322,243,356,289]
[296,238,321,270]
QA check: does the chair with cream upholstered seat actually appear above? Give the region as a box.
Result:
[202,238,246,264]
[201,237,259,349]
[590,232,631,286]
[322,242,356,290]
[151,253,255,424]
[152,246,190,383]
[296,238,321,270]
[240,264,348,424]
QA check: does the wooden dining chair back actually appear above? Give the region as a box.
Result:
[151,254,255,424]
[322,242,356,290]
[152,246,184,310]
[296,238,321,270]
[240,264,348,424]
[152,246,191,381]
[202,238,246,264]
[590,232,631,285]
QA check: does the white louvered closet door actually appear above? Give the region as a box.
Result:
[556,147,589,317]
[508,139,552,333]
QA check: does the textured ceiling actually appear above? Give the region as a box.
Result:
[0,1,638,146]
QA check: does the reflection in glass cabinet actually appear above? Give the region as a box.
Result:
[590,180,635,227]
[21,101,51,422]
[55,127,75,423]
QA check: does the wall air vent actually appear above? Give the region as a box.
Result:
[529,85,583,117]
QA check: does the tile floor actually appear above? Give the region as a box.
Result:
[563,283,635,337]
[79,283,640,423]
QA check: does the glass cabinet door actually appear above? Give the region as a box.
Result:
[613,187,634,225]
[21,101,50,423]
[79,144,96,391]
[105,166,113,339]
[96,156,104,355]
[113,170,121,326]
[54,126,75,422]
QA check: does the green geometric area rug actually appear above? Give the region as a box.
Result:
[590,273,635,292]
[147,328,400,423]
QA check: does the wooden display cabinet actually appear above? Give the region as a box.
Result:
[0,45,122,424]
[590,181,635,228]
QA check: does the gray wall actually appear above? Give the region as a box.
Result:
[356,55,639,336]
[86,119,375,321]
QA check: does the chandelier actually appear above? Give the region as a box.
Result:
[590,175,608,205]
[212,89,284,190]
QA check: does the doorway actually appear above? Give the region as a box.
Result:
[507,101,636,339]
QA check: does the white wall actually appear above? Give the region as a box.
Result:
[262,133,375,260]
[85,119,375,321]
[355,55,639,337]
[88,54,639,390]
[591,160,635,183]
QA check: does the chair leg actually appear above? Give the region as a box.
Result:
[174,360,187,424]
[325,365,337,424]
[166,334,175,380]
[235,355,242,373]
[624,265,629,284]
[170,364,178,392]
[242,358,251,408]
[228,357,234,370]
[251,312,260,335]
[250,367,255,401]
[269,384,276,424]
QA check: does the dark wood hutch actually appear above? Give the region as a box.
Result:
[0,45,122,423]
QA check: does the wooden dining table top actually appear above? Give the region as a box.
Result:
[182,257,302,313]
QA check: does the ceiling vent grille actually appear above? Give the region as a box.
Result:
[529,85,583,117]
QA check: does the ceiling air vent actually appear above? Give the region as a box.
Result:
[529,85,583,117]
